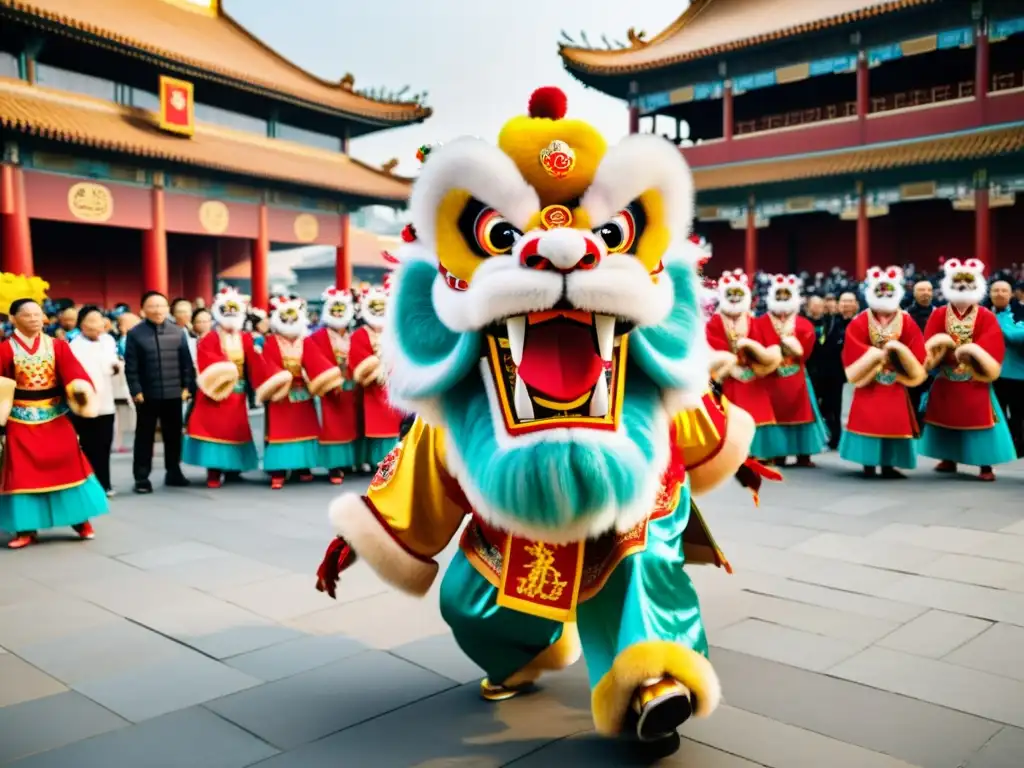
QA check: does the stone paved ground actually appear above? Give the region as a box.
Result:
[1,447,1023,767]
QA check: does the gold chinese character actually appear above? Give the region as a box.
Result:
[515,542,568,602]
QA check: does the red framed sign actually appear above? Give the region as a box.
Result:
[158,75,195,137]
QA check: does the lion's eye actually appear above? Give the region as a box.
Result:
[594,209,636,254]
[474,209,521,256]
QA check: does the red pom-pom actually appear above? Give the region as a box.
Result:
[401,224,416,243]
[528,87,568,120]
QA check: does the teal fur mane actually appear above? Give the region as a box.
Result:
[440,366,662,529]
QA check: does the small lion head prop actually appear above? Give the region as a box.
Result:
[211,286,249,332]
[865,266,905,313]
[940,258,986,308]
[379,86,707,542]
[766,273,803,315]
[716,269,752,316]
[268,295,309,339]
[321,286,355,331]
[359,284,388,330]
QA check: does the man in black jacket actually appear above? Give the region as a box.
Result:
[906,281,935,419]
[125,291,196,493]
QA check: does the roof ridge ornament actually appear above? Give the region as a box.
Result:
[626,28,649,48]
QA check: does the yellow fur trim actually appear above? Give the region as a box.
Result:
[689,402,754,496]
[497,115,607,208]
[780,335,803,359]
[197,361,239,401]
[845,347,886,388]
[886,341,927,387]
[925,333,954,370]
[708,350,736,382]
[591,641,721,736]
[353,355,381,387]
[65,379,98,418]
[502,623,582,688]
[328,494,438,596]
[0,376,14,427]
[958,342,1002,382]
[255,369,292,404]
[308,367,342,397]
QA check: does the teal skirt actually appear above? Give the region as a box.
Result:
[318,442,357,470]
[359,437,397,469]
[262,439,320,472]
[182,436,259,473]
[839,431,917,469]
[919,388,1017,467]
[0,474,108,534]
[757,372,829,458]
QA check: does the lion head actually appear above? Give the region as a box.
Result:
[322,286,355,331]
[865,266,905,314]
[940,258,986,308]
[269,295,309,339]
[211,286,249,332]
[381,87,709,542]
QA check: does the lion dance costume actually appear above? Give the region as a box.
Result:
[315,88,765,748]
[919,258,1016,480]
[839,266,927,478]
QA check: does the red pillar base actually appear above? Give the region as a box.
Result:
[141,188,168,297]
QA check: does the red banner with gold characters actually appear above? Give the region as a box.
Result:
[159,76,195,137]
[497,536,584,622]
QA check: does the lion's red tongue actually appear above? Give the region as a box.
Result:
[516,321,603,402]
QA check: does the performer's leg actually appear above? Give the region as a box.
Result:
[132,400,158,486]
[438,550,579,700]
[88,414,115,492]
[578,508,719,742]
[159,398,186,482]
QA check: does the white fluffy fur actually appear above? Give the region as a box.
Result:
[581,133,695,251]
[269,297,309,338]
[865,267,906,314]
[408,136,540,250]
[717,270,752,316]
[437,359,673,544]
[65,379,99,419]
[321,287,355,330]
[328,494,438,595]
[359,286,388,330]
[766,275,803,315]
[940,258,987,307]
[212,287,249,332]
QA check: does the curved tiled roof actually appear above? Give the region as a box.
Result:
[0,77,413,202]
[1,0,430,125]
[560,0,935,77]
[692,125,1024,191]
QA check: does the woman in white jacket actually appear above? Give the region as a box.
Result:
[69,306,121,496]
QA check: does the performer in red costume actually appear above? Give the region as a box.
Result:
[706,269,781,459]
[919,258,1016,480]
[349,283,403,468]
[309,286,359,484]
[758,274,828,465]
[0,298,108,548]
[256,296,342,489]
[839,266,927,478]
[183,287,263,488]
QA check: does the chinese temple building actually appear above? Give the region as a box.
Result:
[560,0,1024,277]
[0,0,429,308]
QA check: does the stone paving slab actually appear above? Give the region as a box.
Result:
[0,452,1023,766]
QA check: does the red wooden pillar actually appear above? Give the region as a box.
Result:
[335,212,352,289]
[856,52,869,118]
[975,173,991,266]
[975,21,989,122]
[628,105,639,135]
[141,187,168,296]
[185,242,215,305]
[251,202,269,311]
[855,182,869,280]
[723,81,734,140]
[744,196,757,275]
[0,164,34,276]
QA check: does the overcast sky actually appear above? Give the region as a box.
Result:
[225,0,683,174]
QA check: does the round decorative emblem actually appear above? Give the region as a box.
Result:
[198,200,229,234]
[294,213,319,243]
[539,140,576,179]
[369,443,403,491]
[67,182,113,223]
[540,204,573,230]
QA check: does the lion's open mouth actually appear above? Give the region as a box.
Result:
[874,283,895,298]
[484,309,630,434]
[775,288,792,301]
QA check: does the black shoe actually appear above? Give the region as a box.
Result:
[165,474,191,488]
[133,480,153,494]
